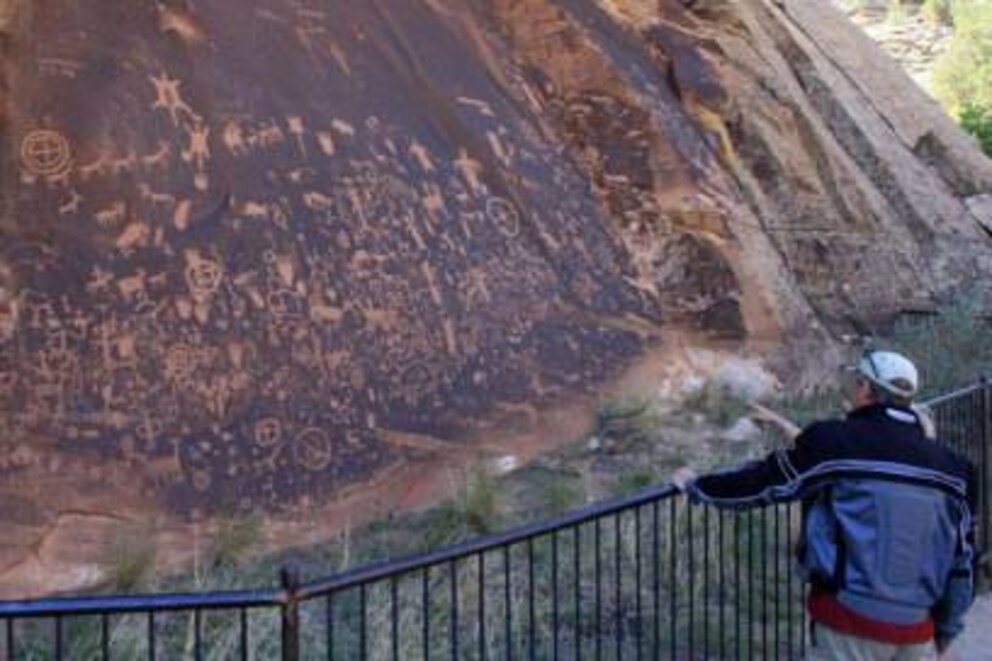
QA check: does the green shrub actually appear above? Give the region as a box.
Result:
[212,514,263,569]
[614,470,657,497]
[922,0,954,25]
[105,528,157,592]
[595,395,663,446]
[886,0,908,25]
[960,103,992,156]
[933,1,992,114]
[890,297,992,394]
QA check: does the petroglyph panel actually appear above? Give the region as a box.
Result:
[0,0,665,513]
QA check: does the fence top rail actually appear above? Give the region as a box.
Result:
[0,587,283,619]
[922,380,988,408]
[297,483,679,599]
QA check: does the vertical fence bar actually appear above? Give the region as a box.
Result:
[240,608,248,661]
[392,576,400,661]
[614,514,622,660]
[703,506,709,661]
[574,526,582,661]
[595,518,602,661]
[734,513,741,661]
[54,615,63,661]
[687,502,694,659]
[194,608,203,661]
[479,553,486,661]
[748,510,755,659]
[772,503,792,659]
[761,508,768,661]
[451,560,459,661]
[982,377,991,572]
[149,611,157,661]
[423,568,431,661]
[5,619,12,661]
[552,533,559,661]
[787,504,794,658]
[528,538,536,661]
[326,594,335,661]
[280,567,301,661]
[669,498,677,660]
[504,547,512,661]
[635,506,643,661]
[101,613,109,660]
[360,583,368,661]
[718,509,726,661]
[652,502,660,661]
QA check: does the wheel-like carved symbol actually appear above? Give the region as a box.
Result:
[293,427,332,471]
[21,130,72,176]
[184,257,223,299]
[485,197,521,238]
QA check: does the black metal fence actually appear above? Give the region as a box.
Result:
[1,381,989,660]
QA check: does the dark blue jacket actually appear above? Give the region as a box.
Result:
[687,404,977,646]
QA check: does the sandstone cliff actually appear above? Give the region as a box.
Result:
[1,0,990,596]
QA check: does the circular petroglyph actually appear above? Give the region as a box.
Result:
[486,197,521,238]
[185,256,224,299]
[293,427,332,471]
[164,344,198,382]
[254,418,283,448]
[20,129,72,176]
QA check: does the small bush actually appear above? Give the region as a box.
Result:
[614,470,657,497]
[595,395,663,447]
[682,382,751,427]
[105,528,157,592]
[212,514,264,569]
[541,477,579,516]
[890,298,992,394]
[923,0,955,26]
[960,103,992,156]
[933,1,992,114]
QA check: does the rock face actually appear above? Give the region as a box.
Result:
[0,0,990,595]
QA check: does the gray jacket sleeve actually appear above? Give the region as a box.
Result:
[932,487,977,649]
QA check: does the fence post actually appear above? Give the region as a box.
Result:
[281,565,301,661]
[982,377,992,581]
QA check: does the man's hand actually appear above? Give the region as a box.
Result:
[672,466,697,492]
[748,403,802,442]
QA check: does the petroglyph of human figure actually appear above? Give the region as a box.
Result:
[182,118,211,171]
[150,72,199,127]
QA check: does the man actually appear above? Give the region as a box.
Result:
[676,350,977,660]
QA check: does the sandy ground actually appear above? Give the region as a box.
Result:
[952,594,992,660]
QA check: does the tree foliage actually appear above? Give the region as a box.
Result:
[932,1,992,155]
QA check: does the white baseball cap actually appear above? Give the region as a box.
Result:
[853,350,919,399]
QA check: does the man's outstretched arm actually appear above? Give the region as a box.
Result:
[683,423,827,508]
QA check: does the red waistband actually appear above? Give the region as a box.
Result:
[808,590,934,645]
